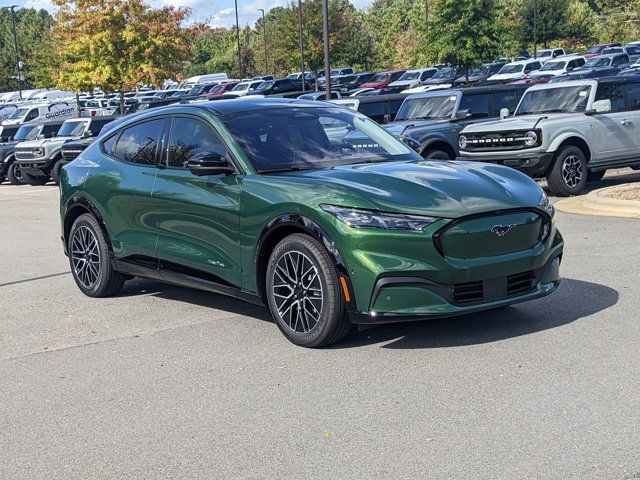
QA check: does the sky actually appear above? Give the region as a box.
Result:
[3,0,373,29]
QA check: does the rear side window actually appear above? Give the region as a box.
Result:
[595,83,627,112]
[112,118,166,165]
[166,117,229,168]
[490,91,519,114]
[612,55,628,66]
[102,134,118,156]
[627,83,640,110]
[25,109,38,121]
[459,94,489,118]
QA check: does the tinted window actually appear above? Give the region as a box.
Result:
[390,72,403,81]
[628,46,640,55]
[459,94,489,118]
[595,83,626,112]
[25,109,38,121]
[612,55,628,66]
[42,124,61,137]
[112,118,166,165]
[490,90,519,114]
[102,134,118,156]
[627,83,640,110]
[167,117,228,168]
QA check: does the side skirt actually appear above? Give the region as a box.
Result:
[114,256,265,307]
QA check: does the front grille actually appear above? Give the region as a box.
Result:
[14,147,37,159]
[61,148,85,161]
[452,270,535,305]
[452,281,484,304]
[461,130,540,152]
[507,270,534,295]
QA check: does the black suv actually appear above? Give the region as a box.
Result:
[250,78,311,96]
[384,84,527,159]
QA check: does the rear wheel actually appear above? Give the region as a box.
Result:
[547,146,588,196]
[50,159,63,186]
[423,149,452,160]
[68,213,126,297]
[21,170,49,186]
[6,161,24,185]
[266,233,350,348]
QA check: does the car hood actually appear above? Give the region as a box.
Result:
[359,81,387,88]
[0,142,17,158]
[461,113,574,133]
[277,160,543,218]
[384,119,450,137]
[389,80,419,87]
[16,137,75,149]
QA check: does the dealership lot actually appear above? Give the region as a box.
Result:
[1,176,640,479]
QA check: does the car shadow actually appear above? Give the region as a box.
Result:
[118,277,617,350]
[334,278,618,349]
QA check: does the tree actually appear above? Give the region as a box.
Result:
[520,0,568,48]
[563,0,600,49]
[50,0,196,112]
[425,0,501,78]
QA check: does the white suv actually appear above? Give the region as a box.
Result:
[458,77,640,196]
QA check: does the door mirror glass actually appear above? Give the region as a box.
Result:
[500,108,510,119]
[187,151,234,176]
[592,99,612,113]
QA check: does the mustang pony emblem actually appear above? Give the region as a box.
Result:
[491,224,516,237]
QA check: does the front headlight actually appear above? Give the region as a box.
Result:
[459,135,468,149]
[320,204,439,231]
[538,191,554,216]
[523,130,538,147]
[36,147,45,157]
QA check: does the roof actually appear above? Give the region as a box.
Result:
[506,58,542,65]
[406,83,526,100]
[198,97,336,115]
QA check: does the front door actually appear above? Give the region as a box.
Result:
[152,114,243,287]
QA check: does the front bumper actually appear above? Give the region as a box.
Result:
[348,250,562,324]
[456,151,555,177]
[15,158,50,175]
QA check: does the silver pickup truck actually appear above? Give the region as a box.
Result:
[458,77,640,195]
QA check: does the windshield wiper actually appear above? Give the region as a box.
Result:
[259,166,308,174]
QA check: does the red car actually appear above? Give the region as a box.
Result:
[359,70,405,89]
[200,82,240,98]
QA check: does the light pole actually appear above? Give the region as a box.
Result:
[321,0,330,100]
[297,0,306,91]
[258,9,268,74]
[3,5,22,100]
[234,0,242,77]
[533,0,538,58]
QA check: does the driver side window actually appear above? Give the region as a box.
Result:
[595,83,627,112]
[166,117,229,168]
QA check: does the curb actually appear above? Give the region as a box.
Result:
[555,183,640,218]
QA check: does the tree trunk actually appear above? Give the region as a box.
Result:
[76,93,81,118]
[119,92,125,116]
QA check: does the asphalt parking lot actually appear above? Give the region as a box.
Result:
[1,171,640,480]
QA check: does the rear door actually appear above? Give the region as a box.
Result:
[625,81,640,159]
[151,114,243,287]
[83,116,168,260]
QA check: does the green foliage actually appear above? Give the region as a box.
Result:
[520,0,569,48]
[564,1,600,49]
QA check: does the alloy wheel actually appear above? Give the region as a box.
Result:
[71,225,101,289]
[561,154,583,188]
[271,250,324,334]
[13,164,23,182]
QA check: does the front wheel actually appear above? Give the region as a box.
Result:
[6,161,24,185]
[546,146,588,196]
[68,213,126,297]
[51,160,63,186]
[423,149,452,160]
[266,233,351,347]
[21,170,49,186]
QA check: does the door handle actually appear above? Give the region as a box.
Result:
[621,119,632,126]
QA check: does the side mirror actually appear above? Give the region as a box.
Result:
[382,113,391,124]
[187,152,235,176]
[83,131,92,138]
[590,99,611,114]
[500,108,510,119]
[456,109,471,120]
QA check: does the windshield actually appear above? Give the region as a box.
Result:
[537,50,552,57]
[57,120,88,137]
[540,60,566,71]
[587,46,603,54]
[498,64,524,74]
[221,107,417,173]
[602,48,622,54]
[399,71,421,81]
[432,68,453,79]
[396,95,458,120]
[188,86,206,95]
[232,83,249,91]
[14,125,40,141]
[7,107,30,120]
[368,73,389,83]
[258,81,274,89]
[516,85,591,115]
[585,57,611,67]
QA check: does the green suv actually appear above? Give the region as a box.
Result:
[60,99,563,347]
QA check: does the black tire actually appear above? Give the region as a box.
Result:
[68,213,126,297]
[266,233,351,347]
[423,149,452,160]
[21,170,49,186]
[587,170,605,182]
[632,166,640,171]
[0,173,5,184]
[546,146,588,196]
[6,160,24,185]
[50,159,63,186]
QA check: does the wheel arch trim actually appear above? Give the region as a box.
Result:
[548,133,592,161]
[63,196,114,255]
